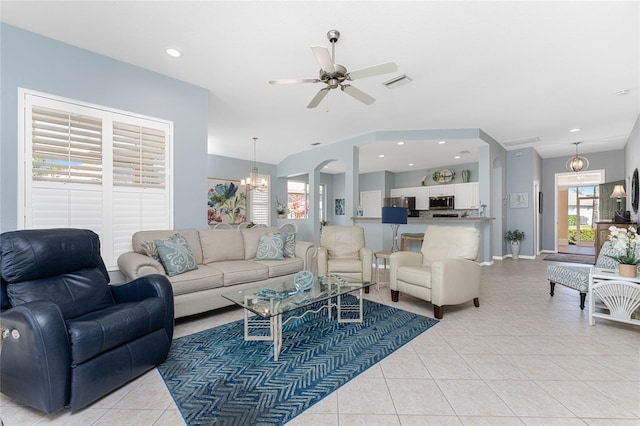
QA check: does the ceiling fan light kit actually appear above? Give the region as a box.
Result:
[566,141,589,173]
[269,29,398,108]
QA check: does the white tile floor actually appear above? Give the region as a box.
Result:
[1,256,639,425]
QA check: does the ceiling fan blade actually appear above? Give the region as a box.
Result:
[346,62,398,80]
[341,85,375,105]
[269,78,320,85]
[306,87,330,108]
[311,45,335,74]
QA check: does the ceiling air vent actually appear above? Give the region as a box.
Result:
[383,74,412,89]
[503,136,541,147]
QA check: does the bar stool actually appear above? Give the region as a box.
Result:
[400,233,424,251]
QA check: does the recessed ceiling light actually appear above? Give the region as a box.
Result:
[408,163,414,166]
[166,48,182,58]
[438,140,446,145]
[323,165,329,169]
[378,154,385,158]
[615,89,630,96]
[397,141,405,145]
[569,128,581,133]
[454,155,461,159]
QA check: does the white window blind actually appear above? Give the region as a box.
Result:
[249,174,270,225]
[20,90,173,269]
[112,121,166,187]
[31,105,103,183]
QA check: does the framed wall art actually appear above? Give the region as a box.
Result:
[509,192,528,209]
[335,198,345,216]
[207,178,247,225]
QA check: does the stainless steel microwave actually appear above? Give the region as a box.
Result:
[429,195,454,210]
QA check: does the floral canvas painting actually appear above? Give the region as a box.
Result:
[207,178,247,225]
[335,198,345,216]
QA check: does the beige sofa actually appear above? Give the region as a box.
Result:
[117,227,315,318]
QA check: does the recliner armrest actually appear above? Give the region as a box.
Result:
[389,251,423,290]
[359,247,373,281]
[109,274,175,340]
[430,258,481,306]
[0,301,70,413]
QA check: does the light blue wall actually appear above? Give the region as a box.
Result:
[540,149,626,251]
[393,161,479,188]
[0,24,209,232]
[506,148,536,257]
[624,115,640,225]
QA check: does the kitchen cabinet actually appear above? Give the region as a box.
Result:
[390,187,416,198]
[415,186,430,210]
[429,185,455,197]
[454,182,479,209]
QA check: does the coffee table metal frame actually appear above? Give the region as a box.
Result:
[223,275,375,361]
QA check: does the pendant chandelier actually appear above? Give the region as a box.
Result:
[242,137,268,192]
[566,141,589,173]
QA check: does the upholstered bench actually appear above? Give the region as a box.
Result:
[547,241,619,309]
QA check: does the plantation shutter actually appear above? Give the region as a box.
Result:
[250,174,270,225]
[21,91,173,269]
[31,105,103,183]
[112,121,166,187]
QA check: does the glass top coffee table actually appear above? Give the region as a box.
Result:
[223,274,375,360]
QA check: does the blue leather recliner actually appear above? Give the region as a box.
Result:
[0,228,174,413]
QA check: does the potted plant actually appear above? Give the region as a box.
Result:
[505,229,525,259]
[605,225,640,277]
[276,198,287,218]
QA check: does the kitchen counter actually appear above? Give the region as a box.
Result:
[351,216,494,263]
[352,216,494,223]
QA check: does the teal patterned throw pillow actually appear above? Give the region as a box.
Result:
[282,232,296,258]
[154,234,198,277]
[256,233,285,260]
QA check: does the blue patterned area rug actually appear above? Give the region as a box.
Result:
[158,296,438,425]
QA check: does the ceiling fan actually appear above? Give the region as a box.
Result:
[268,30,398,108]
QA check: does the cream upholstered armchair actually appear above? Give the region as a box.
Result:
[390,226,481,319]
[317,226,373,285]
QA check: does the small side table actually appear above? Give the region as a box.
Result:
[374,251,393,291]
[589,267,640,327]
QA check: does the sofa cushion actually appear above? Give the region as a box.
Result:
[211,261,269,286]
[256,233,285,260]
[255,258,304,278]
[199,229,245,263]
[241,227,280,259]
[282,232,296,258]
[167,264,224,296]
[155,234,199,277]
[66,297,165,364]
[133,229,203,265]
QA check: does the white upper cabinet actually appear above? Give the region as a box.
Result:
[390,187,416,198]
[415,186,430,210]
[454,182,479,209]
[429,185,455,196]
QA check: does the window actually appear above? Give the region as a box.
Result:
[248,174,270,225]
[287,181,308,219]
[19,90,173,269]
